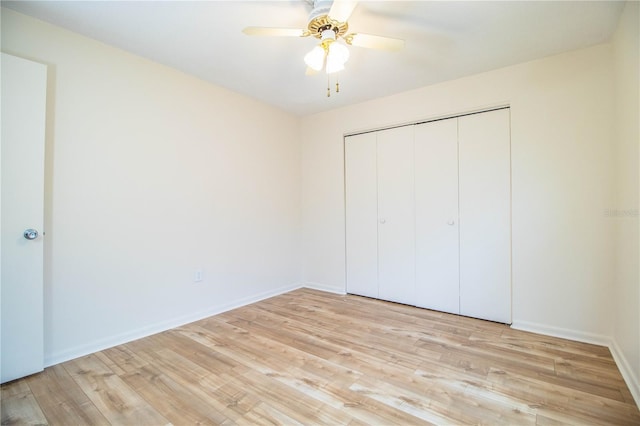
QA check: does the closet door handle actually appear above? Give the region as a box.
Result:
[379,219,386,224]
[447,220,455,226]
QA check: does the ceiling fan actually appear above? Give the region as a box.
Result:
[243,0,404,95]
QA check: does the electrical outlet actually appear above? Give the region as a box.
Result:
[194,269,203,283]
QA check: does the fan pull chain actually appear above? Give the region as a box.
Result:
[325,73,342,97]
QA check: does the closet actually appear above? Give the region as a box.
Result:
[345,108,511,324]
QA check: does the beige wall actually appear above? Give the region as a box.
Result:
[612,0,640,403]
[301,44,616,338]
[2,8,301,365]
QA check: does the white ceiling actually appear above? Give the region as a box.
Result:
[3,1,625,116]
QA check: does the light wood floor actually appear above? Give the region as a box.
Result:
[2,288,639,425]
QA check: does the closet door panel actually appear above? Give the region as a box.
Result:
[458,109,511,323]
[345,133,379,298]
[377,126,415,305]
[414,118,460,314]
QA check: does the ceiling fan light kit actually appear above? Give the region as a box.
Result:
[243,0,404,97]
[304,29,350,74]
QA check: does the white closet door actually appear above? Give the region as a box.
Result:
[377,126,415,305]
[458,109,511,323]
[345,133,379,298]
[414,118,460,314]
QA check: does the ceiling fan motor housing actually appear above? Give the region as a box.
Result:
[308,0,332,22]
[307,0,349,39]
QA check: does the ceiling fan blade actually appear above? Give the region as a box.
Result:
[305,67,319,76]
[242,27,306,37]
[346,33,405,51]
[329,0,358,23]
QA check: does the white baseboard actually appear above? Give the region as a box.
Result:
[609,339,640,408]
[510,320,611,346]
[302,281,346,295]
[44,282,302,367]
[512,320,640,409]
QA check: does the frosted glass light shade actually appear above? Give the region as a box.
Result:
[326,42,349,74]
[329,42,349,63]
[325,57,345,74]
[304,46,325,71]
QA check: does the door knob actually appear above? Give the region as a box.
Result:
[447,220,455,226]
[23,229,39,240]
[379,219,386,224]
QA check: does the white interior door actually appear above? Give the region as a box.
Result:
[377,126,415,305]
[458,109,511,323]
[414,118,460,314]
[345,133,379,298]
[1,53,47,383]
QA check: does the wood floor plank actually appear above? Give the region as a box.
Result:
[62,354,171,425]
[133,349,249,423]
[240,401,304,426]
[2,288,638,425]
[185,323,421,425]
[1,380,32,398]
[120,363,230,425]
[96,345,149,376]
[25,364,109,425]
[183,321,388,424]
[485,363,640,424]
[0,383,48,426]
[255,296,445,364]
